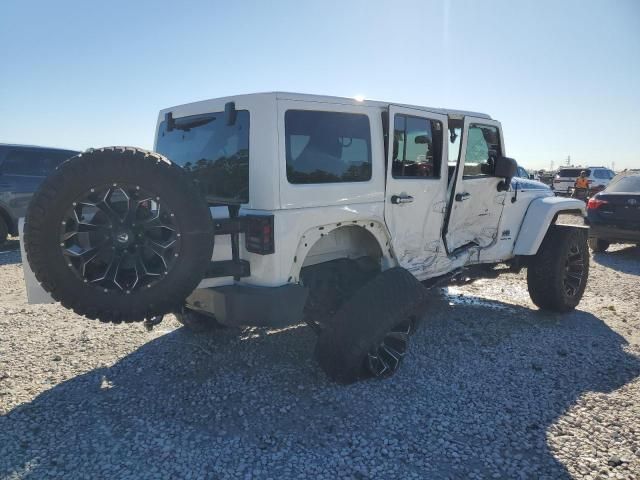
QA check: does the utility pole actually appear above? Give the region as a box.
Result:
[612,161,615,172]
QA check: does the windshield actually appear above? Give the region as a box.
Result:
[156,110,250,204]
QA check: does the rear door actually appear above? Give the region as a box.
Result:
[444,117,507,253]
[384,106,448,275]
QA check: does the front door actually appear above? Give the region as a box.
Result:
[444,117,507,253]
[384,106,448,277]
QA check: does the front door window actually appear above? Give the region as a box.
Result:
[462,124,501,177]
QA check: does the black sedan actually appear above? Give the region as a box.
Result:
[586,171,640,252]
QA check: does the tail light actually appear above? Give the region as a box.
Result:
[245,215,274,254]
[587,197,608,210]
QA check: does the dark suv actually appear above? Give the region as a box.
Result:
[0,144,79,244]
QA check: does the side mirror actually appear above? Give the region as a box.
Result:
[529,174,535,180]
[414,135,428,144]
[494,156,517,191]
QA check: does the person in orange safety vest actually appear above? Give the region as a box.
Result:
[575,171,590,189]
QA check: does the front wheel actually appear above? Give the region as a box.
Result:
[527,226,589,312]
[24,147,215,323]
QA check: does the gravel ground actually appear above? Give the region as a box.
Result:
[1,236,639,479]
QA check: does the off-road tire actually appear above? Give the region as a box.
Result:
[175,307,223,333]
[527,225,589,312]
[588,237,610,253]
[315,267,428,384]
[0,216,7,246]
[24,147,214,323]
[301,257,379,327]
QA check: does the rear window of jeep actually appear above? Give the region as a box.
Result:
[285,110,372,184]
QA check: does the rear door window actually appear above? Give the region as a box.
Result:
[285,110,372,184]
[1,148,77,176]
[392,114,442,178]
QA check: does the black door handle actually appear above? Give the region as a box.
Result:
[391,195,414,205]
[455,192,471,202]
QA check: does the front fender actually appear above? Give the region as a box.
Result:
[513,196,586,255]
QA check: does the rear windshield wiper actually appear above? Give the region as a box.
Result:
[174,116,216,132]
[165,112,216,132]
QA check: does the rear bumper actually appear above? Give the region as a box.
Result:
[585,220,640,243]
[185,283,309,328]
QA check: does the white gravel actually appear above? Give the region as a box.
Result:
[1,236,639,479]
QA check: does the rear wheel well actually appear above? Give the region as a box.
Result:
[298,225,387,327]
[300,224,385,270]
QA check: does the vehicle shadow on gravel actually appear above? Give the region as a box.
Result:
[1,295,639,479]
[0,239,21,266]
[591,244,640,276]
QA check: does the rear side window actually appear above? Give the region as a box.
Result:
[285,110,372,184]
[1,148,77,176]
[594,169,615,179]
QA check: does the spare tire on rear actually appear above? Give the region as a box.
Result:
[24,147,214,323]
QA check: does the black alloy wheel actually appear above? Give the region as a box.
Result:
[366,320,412,378]
[25,147,215,322]
[562,244,586,298]
[61,184,180,293]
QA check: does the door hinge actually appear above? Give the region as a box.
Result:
[425,240,440,253]
[432,201,447,213]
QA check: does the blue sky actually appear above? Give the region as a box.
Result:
[1,0,638,170]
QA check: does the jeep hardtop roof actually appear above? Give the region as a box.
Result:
[159,92,492,121]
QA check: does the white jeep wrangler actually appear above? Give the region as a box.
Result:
[22,92,588,383]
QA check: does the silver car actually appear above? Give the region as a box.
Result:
[552,166,615,196]
[0,144,79,244]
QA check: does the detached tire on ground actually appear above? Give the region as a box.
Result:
[315,267,428,384]
[527,225,589,312]
[24,147,214,323]
[588,237,610,253]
